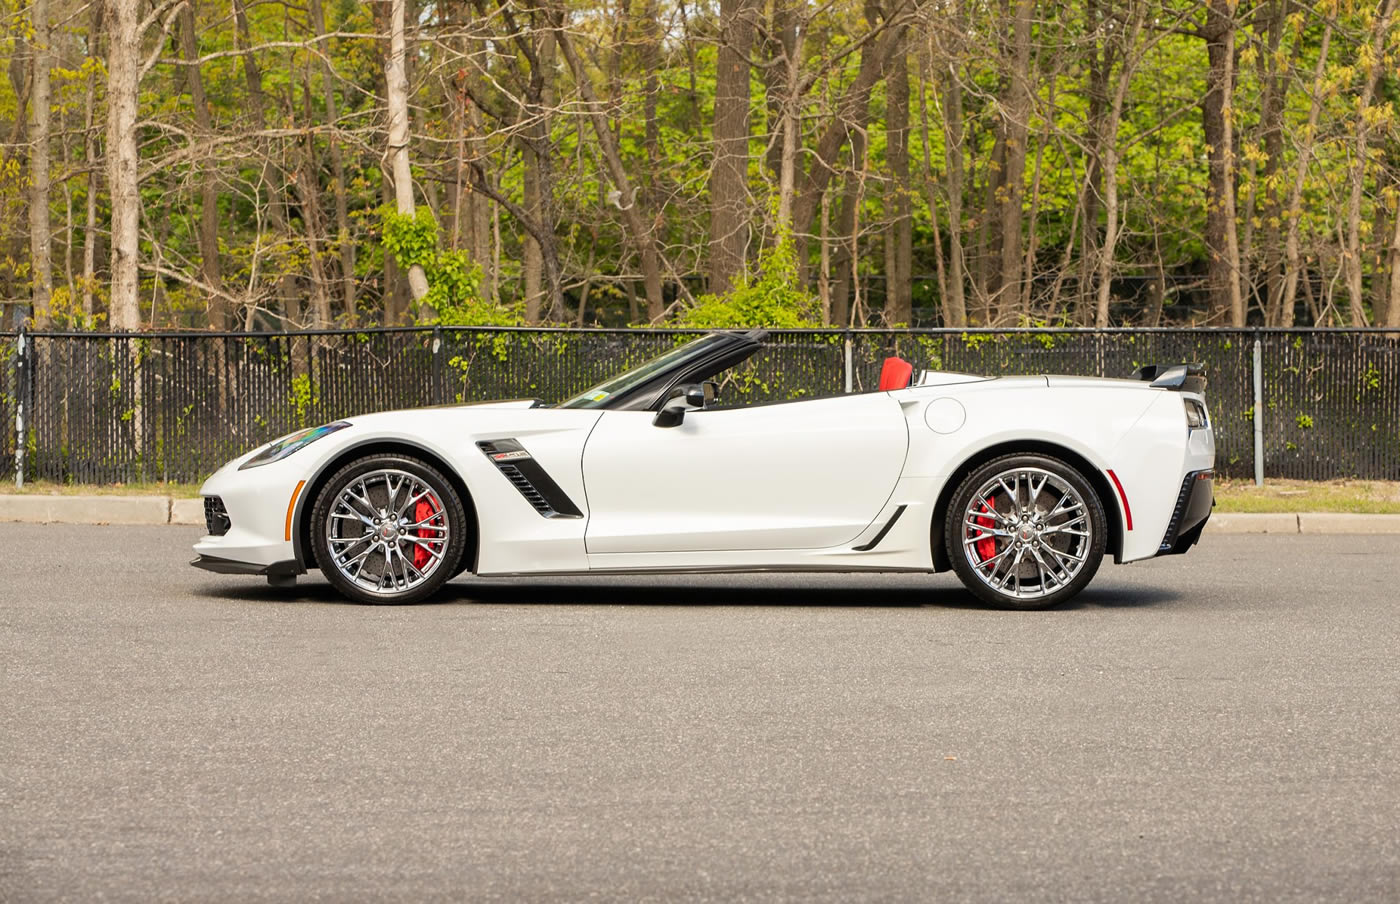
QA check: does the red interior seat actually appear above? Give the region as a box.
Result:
[878,357,914,391]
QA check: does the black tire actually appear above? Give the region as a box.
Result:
[944,453,1107,610]
[310,453,469,605]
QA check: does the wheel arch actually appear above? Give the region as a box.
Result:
[929,440,1125,572]
[294,440,480,575]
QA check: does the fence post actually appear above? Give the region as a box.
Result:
[1252,336,1264,486]
[432,326,445,404]
[14,330,27,489]
[843,331,853,393]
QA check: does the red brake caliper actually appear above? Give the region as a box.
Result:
[973,499,998,564]
[412,498,439,569]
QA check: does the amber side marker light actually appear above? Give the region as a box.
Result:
[285,480,306,541]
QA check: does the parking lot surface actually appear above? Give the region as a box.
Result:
[2,524,1397,902]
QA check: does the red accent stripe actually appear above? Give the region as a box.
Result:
[1106,469,1133,531]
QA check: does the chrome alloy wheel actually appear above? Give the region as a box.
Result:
[324,468,450,596]
[961,466,1093,602]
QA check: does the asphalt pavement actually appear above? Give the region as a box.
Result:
[1,524,1397,902]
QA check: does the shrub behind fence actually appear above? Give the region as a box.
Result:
[7,328,1399,485]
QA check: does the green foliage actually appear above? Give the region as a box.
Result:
[290,374,317,428]
[381,208,522,326]
[380,206,439,272]
[675,238,820,328]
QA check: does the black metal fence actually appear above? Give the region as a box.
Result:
[5,328,1399,485]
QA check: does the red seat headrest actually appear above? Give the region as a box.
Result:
[878,357,914,391]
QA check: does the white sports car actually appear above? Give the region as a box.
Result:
[193,329,1215,609]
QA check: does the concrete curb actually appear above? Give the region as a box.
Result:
[0,494,172,525]
[1204,513,1299,534]
[2,494,1399,534]
[1204,512,1400,534]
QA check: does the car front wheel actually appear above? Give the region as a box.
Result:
[310,454,468,605]
[945,453,1107,609]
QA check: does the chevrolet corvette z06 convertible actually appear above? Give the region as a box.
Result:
[193,330,1215,609]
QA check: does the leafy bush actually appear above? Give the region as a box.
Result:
[381,208,522,327]
[675,236,820,328]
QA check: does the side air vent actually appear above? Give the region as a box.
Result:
[497,463,554,516]
[477,440,584,519]
[1159,469,1212,552]
[203,496,231,536]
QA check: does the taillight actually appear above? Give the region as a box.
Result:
[1184,399,1208,430]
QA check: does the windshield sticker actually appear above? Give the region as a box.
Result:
[589,391,609,401]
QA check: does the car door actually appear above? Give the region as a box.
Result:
[581,393,909,554]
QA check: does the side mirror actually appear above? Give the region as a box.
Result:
[653,383,706,428]
[702,381,719,406]
[684,384,707,408]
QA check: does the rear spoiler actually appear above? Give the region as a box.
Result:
[1134,363,1206,394]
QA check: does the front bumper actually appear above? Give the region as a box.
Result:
[191,454,310,573]
[191,555,303,578]
[1157,469,1213,556]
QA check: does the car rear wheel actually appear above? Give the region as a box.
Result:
[945,453,1107,609]
[310,454,468,605]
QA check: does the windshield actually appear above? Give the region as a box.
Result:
[558,334,730,409]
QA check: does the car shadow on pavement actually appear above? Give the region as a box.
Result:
[193,576,1181,611]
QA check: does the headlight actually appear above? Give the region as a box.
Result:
[239,422,350,470]
[1184,400,1208,429]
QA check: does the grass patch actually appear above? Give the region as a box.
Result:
[5,480,202,498]
[1213,478,1400,514]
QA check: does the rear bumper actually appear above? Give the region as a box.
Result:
[1157,469,1213,556]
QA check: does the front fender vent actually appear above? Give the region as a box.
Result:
[477,440,583,519]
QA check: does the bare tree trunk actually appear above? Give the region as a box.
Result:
[884,43,912,325]
[708,0,759,294]
[830,138,866,327]
[915,59,949,325]
[641,0,662,237]
[296,76,334,329]
[380,173,407,325]
[789,6,909,269]
[1342,0,1398,325]
[60,128,72,299]
[178,1,227,329]
[468,95,492,304]
[1388,206,1400,326]
[1093,2,1146,327]
[1280,20,1331,327]
[309,0,356,321]
[105,0,141,330]
[387,0,430,304]
[1257,0,1289,325]
[1019,74,1053,319]
[234,0,296,327]
[27,0,52,328]
[939,56,968,327]
[553,9,665,320]
[1201,0,1243,326]
[82,2,102,320]
[773,19,805,235]
[763,0,795,183]
[993,0,1033,324]
[819,191,831,323]
[522,25,557,323]
[1078,0,1111,325]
